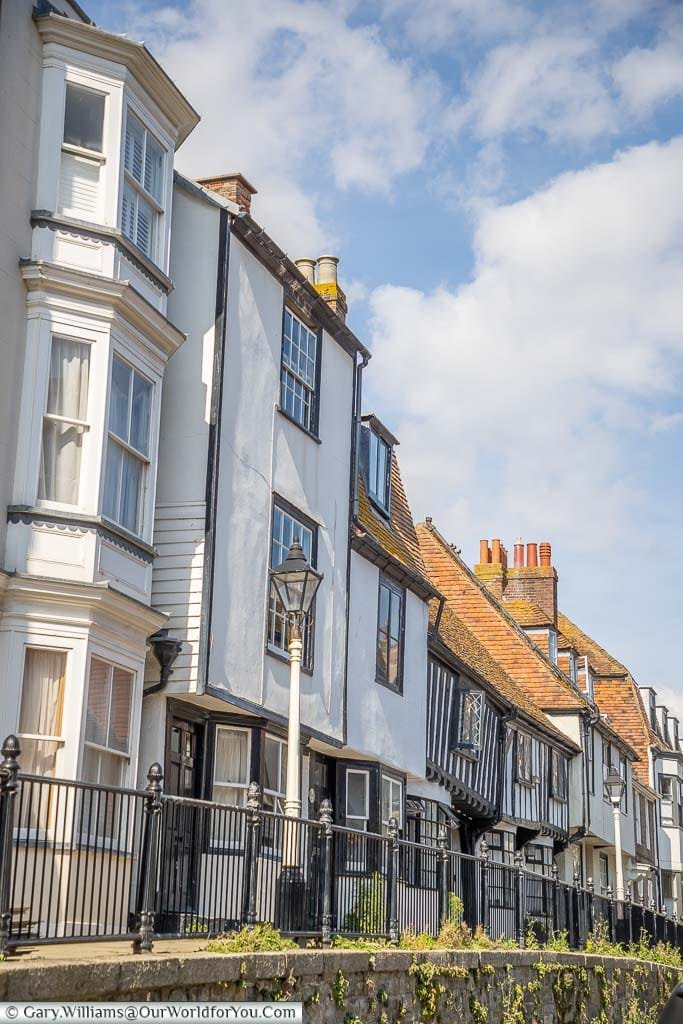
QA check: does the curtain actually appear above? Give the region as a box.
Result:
[18,649,66,777]
[214,729,249,787]
[39,337,89,504]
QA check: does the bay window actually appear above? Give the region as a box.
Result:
[103,355,152,534]
[38,337,90,505]
[212,726,250,846]
[121,111,165,260]
[345,768,370,871]
[59,82,106,221]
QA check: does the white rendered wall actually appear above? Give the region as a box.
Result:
[206,236,354,742]
[345,551,428,779]
[0,1,42,563]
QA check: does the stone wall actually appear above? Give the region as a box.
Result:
[1,948,680,1023]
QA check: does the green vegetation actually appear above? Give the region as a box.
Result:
[343,870,386,934]
[205,922,297,953]
[585,920,683,968]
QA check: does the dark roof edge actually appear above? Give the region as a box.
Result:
[351,528,440,603]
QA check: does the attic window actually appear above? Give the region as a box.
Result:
[368,428,391,512]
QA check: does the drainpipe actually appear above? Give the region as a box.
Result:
[342,352,369,744]
[198,207,232,695]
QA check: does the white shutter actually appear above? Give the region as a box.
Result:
[124,115,144,184]
[121,183,136,243]
[135,195,153,256]
[59,152,100,220]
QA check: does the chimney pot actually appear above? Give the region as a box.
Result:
[526,542,538,567]
[514,542,524,568]
[539,541,552,567]
[316,255,339,285]
[479,539,490,564]
[295,258,316,285]
[196,172,257,215]
[491,538,502,564]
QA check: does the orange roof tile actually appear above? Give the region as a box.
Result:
[432,601,578,750]
[503,598,553,627]
[416,521,589,713]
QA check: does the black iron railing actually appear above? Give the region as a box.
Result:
[1,735,682,955]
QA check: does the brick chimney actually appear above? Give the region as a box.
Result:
[314,255,347,322]
[475,537,557,623]
[196,172,257,215]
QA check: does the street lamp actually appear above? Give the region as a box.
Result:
[605,766,626,900]
[270,538,323,819]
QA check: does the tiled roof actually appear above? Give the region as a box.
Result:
[558,611,661,784]
[416,521,590,712]
[354,454,433,593]
[557,612,628,677]
[503,598,553,627]
[432,601,579,751]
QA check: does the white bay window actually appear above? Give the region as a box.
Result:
[381,775,402,835]
[38,337,90,505]
[17,648,66,778]
[103,355,152,535]
[121,111,164,260]
[213,727,250,808]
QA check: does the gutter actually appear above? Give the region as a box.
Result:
[198,206,232,694]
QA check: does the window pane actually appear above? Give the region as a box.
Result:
[136,195,154,256]
[144,133,164,202]
[214,729,249,786]
[121,183,137,243]
[264,736,282,794]
[119,450,142,532]
[124,114,145,184]
[63,83,105,152]
[47,338,90,420]
[130,372,152,455]
[109,667,132,753]
[86,658,110,747]
[109,358,131,440]
[103,440,122,521]
[377,438,387,503]
[40,420,85,504]
[19,649,66,739]
[347,772,368,818]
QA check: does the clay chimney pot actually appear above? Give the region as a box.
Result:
[295,258,316,285]
[479,539,490,564]
[514,542,524,568]
[526,542,538,567]
[491,538,502,564]
[539,542,552,567]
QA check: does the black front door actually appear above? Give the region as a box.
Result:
[158,716,205,931]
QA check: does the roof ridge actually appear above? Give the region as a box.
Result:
[417,520,591,711]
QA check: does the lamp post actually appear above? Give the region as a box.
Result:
[605,766,626,901]
[270,539,322,931]
[270,538,323,820]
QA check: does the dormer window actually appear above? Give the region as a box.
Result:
[121,111,165,260]
[368,428,391,512]
[59,82,106,221]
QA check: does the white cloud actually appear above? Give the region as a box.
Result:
[650,411,683,434]
[365,137,683,552]
[614,20,683,114]
[123,0,438,253]
[448,33,617,143]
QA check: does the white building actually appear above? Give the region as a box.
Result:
[140,172,371,821]
[0,1,197,787]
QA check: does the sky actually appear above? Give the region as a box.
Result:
[90,0,683,715]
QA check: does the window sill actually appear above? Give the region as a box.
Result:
[276,406,322,444]
[266,643,314,677]
[375,674,403,696]
[367,493,391,520]
[450,746,480,763]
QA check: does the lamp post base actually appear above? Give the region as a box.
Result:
[275,865,306,934]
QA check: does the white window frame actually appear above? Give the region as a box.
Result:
[37,335,92,511]
[16,646,67,788]
[346,769,370,831]
[82,656,133,784]
[280,308,318,433]
[262,734,287,815]
[212,725,251,807]
[211,725,251,849]
[267,502,316,669]
[381,774,403,834]
[368,429,391,511]
[102,353,153,536]
[59,81,107,222]
[345,768,370,872]
[121,108,166,263]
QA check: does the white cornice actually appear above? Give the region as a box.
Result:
[34,13,200,147]
[21,260,186,359]
[2,573,166,635]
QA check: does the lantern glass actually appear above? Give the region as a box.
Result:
[271,539,323,617]
[604,766,626,805]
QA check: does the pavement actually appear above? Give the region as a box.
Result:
[4,938,208,962]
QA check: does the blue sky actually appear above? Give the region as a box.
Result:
[91,0,683,710]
